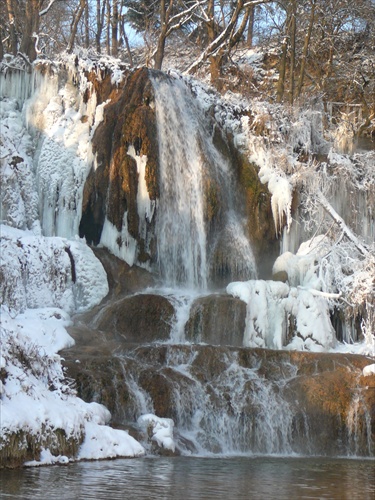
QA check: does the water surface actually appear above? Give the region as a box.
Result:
[1,456,374,499]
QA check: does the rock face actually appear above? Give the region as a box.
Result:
[79,67,159,261]
[93,294,175,344]
[1,428,83,469]
[212,125,279,278]
[185,294,246,346]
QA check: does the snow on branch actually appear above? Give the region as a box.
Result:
[166,1,207,36]
[243,0,272,6]
[315,190,369,256]
[184,0,246,74]
[39,0,60,17]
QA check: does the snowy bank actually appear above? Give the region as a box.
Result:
[0,307,145,467]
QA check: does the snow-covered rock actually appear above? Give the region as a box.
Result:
[138,414,176,453]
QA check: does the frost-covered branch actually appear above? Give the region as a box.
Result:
[185,0,246,74]
[315,190,369,256]
[39,0,60,17]
[297,286,342,299]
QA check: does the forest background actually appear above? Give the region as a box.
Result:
[1,0,375,132]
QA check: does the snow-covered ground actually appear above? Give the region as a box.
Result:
[0,52,374,466]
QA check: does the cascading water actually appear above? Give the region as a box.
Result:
[104,347,301,455]
[73,344,373,457]
[151,73,257,289]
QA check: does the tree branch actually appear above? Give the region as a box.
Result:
[315,190,369,256]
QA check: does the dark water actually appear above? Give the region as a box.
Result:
[1,456,374,500]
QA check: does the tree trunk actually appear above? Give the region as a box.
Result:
[297,0,316,97]
[96,0,106,53]
[276,35,288,103]
[6,0,18,55]
[0,26,4,60]
[120,17,133,66]
[106,0,111,54]
[276,7,293,104]
[153,0,173,70]
[67,0,87,53]
[209,53,224,89]
[85,0,90,48]
[111,0,118,56]
[247,5,255,48]
[19,0,40,61]
[289,1,297,105]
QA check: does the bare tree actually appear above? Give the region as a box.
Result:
[246,3,255,48]
[96,0,106,53]
[288,0,296,104]
[186,0,270,86]
[296,0,316,98]
[67,0,87,53]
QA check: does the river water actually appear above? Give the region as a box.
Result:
[1,456,374,500]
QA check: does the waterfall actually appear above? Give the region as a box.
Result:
[78,344,373,458]
[151,73,257,289]
[111,346,300,456]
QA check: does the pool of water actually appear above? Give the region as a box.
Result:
[1,456,374,499]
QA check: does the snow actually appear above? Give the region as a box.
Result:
[227,280,336,352]
[226,236,341,352]
[77,422,145,460]
[25,448,70,467]
[363,364,375,377]
[0,225,108,315]
[1,306,145,465]
[138,414,176,452]
[99,216,138,266]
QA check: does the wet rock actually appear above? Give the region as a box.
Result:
[0,427,83,469]
[185,294,246,346]
[79,67,159,265]
[63,343,374,457]
[94,294,175,343]
[138,369,176,419]
[272,270,288,282]
[92,247,155,299]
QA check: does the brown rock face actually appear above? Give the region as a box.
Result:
[79,68,158,266]
[185,294,246,346]
[92,247,155,299]
[211,124,279,279]
[94,293,174,344]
